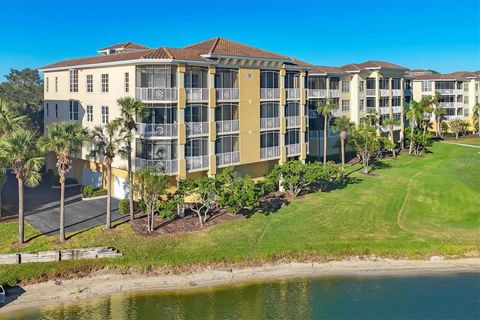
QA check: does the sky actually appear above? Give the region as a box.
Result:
[1,0,479,80]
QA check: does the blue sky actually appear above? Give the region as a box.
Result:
[1,0,479,80]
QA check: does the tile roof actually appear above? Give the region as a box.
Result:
[309,65,345,75]
[184,37,293,61]
[98,42,149,51]
[412,71,480,81]
[341,60,408,72]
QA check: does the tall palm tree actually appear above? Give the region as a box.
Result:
[430,92,443,136]
[90,121,127,229]
[472,103,480,136]
[406,100,423,155]
[382,116,399,158]
[38,122,88,242]
[0,128,44,244]
[114,97,148,222]
[316,98,338,165]
[332,116,354,166]
[420,96,434,137]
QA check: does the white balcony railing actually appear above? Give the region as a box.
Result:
[186,88,209,101]
[307,89,327,98]
[329,89,340,98]
[380,107,390,115]
[136,123,178,137]
[392,89,401,96]
[380,89,389,97]
[331,108,342,117]
[444,115,465,121]
[286,143,301,156]
[260,117,280,130]
[436,88,455,95]
[216,120,239,134]
[216,88,239,101]
[260,88,280,100]
[135,87,177,101]
[186,155,209,172]
[393,124,402,131]
[392,106,402,114]
[366,107,376,114]
[439,102,463,108]
[216,151,240,167]
[454,89,463,95]
[286,116,301,128]
[186,122,209,136]
[260,146,280,160]
[366,89,376,96]
[286,88,301,100]
[135,158,178,175]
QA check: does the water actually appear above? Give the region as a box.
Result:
[2,273,479,319]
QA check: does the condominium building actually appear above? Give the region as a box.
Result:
[40,38,310,198]
[410,71,480,124]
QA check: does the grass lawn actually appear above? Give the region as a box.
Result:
[444,135,480,146]
[0,142,479,286]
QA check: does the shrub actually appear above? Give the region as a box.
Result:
[91,188,107,197]
[80,185,94,198]
[119,199,130,214]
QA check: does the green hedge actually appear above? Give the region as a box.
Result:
[81,185,107,198]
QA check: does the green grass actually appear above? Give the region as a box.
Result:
[1,142,479,285]
[444,136,480,146]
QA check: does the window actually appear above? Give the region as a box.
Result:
[215,69,239,88]
[260,131,279,148]
[285,129,300,145]
[285,102,299,117]
[392,78,401,89]
[307,76,326,90]
[185,104,208,123]
[69,100,79,120]
[421,81,432,92]
[141,103,177,124]
[46,78,49,93]
[464,83,469,91]
[392,96,402,107]
[136,139,177,160]
[215,103,239,121]
[55,77,58,92]
[124,72,129,92]
[464,109,469,116]
[341,81,350,92]
[184,67,207,88]
[185,138,208,157]
[359,81,365,92]
[215,134,239,154]
[464,96,469,104]
[87,105,93,122]
[101,74,109,92]
[102,106,109,123]
[86,75,93,92]
[260,70,279,88]
[359,99,364,111]
[285,72,300,89]
[341,100,350,111]
[260,102,279,118]
[476,83,479,91]
[380,97,389,108]
[46,103,49,117]
[69,69,78,92]
[137,64,177,88]
[55,104,58,118]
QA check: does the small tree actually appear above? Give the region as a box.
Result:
[332,116,354,166]
[448,119,464,140]
[380,137,396,158]
[472,103,480,136]
[406,100,423,155]
[348,124,381,174]
[267,161,322,197]
[316,98,338,165]
[440,121,449,137]
[134,167,168,233]
[178,177,217,227]
[382,116,399,158]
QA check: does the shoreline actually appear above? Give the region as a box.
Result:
[1,257,479,314]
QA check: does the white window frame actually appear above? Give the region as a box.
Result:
[101,74,109,93]
[359,81,365,92]
[55,76,58,92]
[46,77,49,93]
[341,81,350,92]
[102,106,109,124]
[360,99,365,111]
[69,100,79,120]
[86,75,93,93]
[69,69,78,92]
[422,81,432,92]
[341,100,350,111]
[87,105,93,122]
[124,72,129,93]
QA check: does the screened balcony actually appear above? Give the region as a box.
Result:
[216,135,240,167]
[136,104,178,137]
[185,67,208,102]
[185,104,209,136]
[135,139,178,175]
[185,138,209,172]
[285,72,301,101]
[216,103,239,134]
[285,102,301,128]
[285,129,301,157]
[260,102,280,130]
[136,65,177,101]
[329,77,340,98]
[260,70,280,100]
[366,78,376,96]
[215,69,239,101]
[307,76,327,98]
[260,131,280,160]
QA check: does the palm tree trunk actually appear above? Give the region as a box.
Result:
[59,172,65,243]
[409,118,414,154]
[323,115,328,165]
[106,164,112,229]
[340,138,345,166]
[18,177,24,244]
[127,141,134,222]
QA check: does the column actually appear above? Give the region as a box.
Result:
[177,64,186,180]
[279,69,287,164]
[375,73,381,136]
[207,66,216,177]
[299,71,307,162]
[400,78,405,148]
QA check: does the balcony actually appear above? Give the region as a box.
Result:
[260,117,280,130]
[286,88,300,100]
[307,89,327,98]
[444,115,465,121]
[392,106,402,114]
[260,146,280,160]
[216,120,239,134]
[216,151,240,167]
[329,89,340,98]
[392,89,401,96]
[436,88,455,95]
[186,155,209,172]
[439,102,463,108]
[260,88,280,100]
[135,87,177,101]
[286,116,301,128]
[380,89,389,97]
[366,89,376,96]
[186,122,209,136]
[216,88,239,101]
[136,123,178,137]
[380,107,389,115]
[366,107,376,114]
[186,88,209,101]
[135,158,178,175]
[286,143,301,157]
[331,108,342,117]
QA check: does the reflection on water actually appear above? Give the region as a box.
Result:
[3,273,479,319]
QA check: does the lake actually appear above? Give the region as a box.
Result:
[2,273,479,319]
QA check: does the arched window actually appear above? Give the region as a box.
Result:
[260,70,279,88]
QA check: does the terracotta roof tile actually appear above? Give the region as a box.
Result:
[310,65,345,75]
[98,42,149,51]
[412,71,479,81]
[341,60,408,72]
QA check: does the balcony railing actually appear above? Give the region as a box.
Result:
[380,89,389,97]
[444,115,465,121]
[366,89,376,96]
[136,123,178,137]
[186,155,209,172]
[329,89,340,98]
[380,107,389,115]
[260,117,280,130]
[216,88,239,101]
[136,87,177,101]
[135,158,178,175]
[286,88,301,100]
[392,106,402,114]
[216,120,239,134]
[216,151,240,167]
[286,116,301,128]
[186,122,209,136]
[439,102,463,108]
[260,146,280,160]
[185,88,209,101]
[286,143,301,156]
[260,88,280,100]
[392,89,401,96]
[366,107,376,114]
[307,89,327,98]
[436,88,455,95]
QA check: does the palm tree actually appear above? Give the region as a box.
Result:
[38,122,88,242]
[382,116,399,158]
[0,128,44,244]
[420,96,434,137]
[90,121,127,229]
[332,116,354,166]
[430,92,443,136]
[406,100,423,155]
[472,103,480,136]
[316,98,338,165]
[114,97,148,222]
